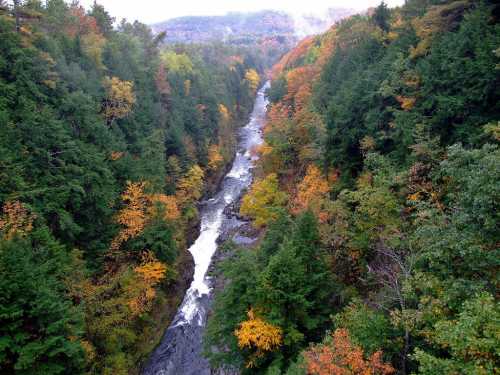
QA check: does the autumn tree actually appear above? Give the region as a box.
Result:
[67,4,99,37]
[235,309,282,368]
[111,182,180,254]
[217,104,236,162]
[292,164,330,221]
[0,200,35,240]
[240,173,288,228]
[102,76,136,125]
[81,32,106,70]
[304,328,395,375]
[110,181,148,252]
[176,164,205,206]
[208,144,224,171]
[155,63,171,110]
[245,68,260,93]
[83,255,166,374]
[128,251,167,316]
[149,194,180,221]
[160,50,193,74]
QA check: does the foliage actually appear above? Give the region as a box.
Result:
[111,181,149,251]
[129,251,167,316]
[235,309,283,367]
[207,2,500,375]
[0,200,35,240]
[245,68,260,93]
[240,174,288,228]
[413,292,500,375]
[206,212,335,373]
[303,328,395,375]
[208,144,224,171]
[333,301,397,357]
[176,164,205,205]
[292,164,330,221]
[102,76,136,125]
[0,1,266,373]
[0,229,85,375]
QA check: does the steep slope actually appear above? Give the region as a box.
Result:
[0,2,268,374]
[205,1,500,374]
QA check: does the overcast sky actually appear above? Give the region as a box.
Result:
[78,0,405,24]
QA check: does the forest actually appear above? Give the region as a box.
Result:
[1,0,499,374]
[204,0,500,374]
[0,1,266,374]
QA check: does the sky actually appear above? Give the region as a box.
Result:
[79,0,405,25]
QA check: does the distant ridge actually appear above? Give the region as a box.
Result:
[151,8,357,44]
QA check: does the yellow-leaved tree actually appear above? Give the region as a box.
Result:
[218,103,235,161]
[176,165,205,206]
[81,32,106,70]
[83,251,167,372]
[128,251,167,316]
[208,144,224,171]
[219,103,230,123]
[102,76,136,125]
[240,173,287,228]
[235,309,282,368]
[245,69,260,93]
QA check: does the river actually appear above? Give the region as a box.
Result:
[142,82,270,375]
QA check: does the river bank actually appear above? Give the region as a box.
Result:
[140,83,270,375]
[131,91,262,375]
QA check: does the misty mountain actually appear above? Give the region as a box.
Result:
[151,8,357,44]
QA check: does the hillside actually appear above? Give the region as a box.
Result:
[205,1,500,374]
[0,2,268,374]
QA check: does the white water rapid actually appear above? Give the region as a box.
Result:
[143,82,269,375]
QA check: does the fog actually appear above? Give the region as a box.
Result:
[79,0,405,24]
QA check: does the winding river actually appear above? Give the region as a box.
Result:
[143,82,270,375]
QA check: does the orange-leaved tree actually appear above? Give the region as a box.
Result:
[292,165,330,222]
[66,4,100,37]
[149,194,181,221]
[304,328,395,375]
[111,181,148,251]
[111,182,181,252]
[0,200,35,240]
[234,309,282,368]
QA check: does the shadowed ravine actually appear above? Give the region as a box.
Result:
[142,83,270,375]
